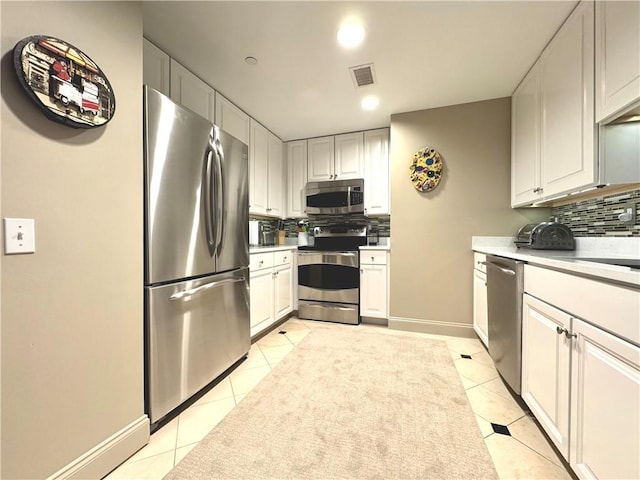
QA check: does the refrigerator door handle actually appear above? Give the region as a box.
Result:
[203,143,217,257]
[213,137,225,257]
[169,276,246,301]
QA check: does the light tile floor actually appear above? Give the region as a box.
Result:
[105,318,574,480]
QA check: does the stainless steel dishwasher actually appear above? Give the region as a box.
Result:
[484,255,525,394]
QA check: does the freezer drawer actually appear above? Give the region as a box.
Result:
[145,268,250,424]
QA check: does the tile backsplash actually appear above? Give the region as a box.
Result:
[250,215,391,239]
[550,188,640,237]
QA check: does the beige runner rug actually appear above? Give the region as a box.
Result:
[164,327,498,479]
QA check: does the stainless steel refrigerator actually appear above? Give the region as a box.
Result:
[143,87,250,426]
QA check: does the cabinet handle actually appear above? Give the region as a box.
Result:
[371,256,375,262]
[556,326,576,339]
[259,260,264,265]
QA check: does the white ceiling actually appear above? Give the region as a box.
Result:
[143,1,579,141]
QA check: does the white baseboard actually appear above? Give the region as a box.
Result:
[388,316,477,338]
[47,415,150,480]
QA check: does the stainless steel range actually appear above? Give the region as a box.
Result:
[297,225,367,325]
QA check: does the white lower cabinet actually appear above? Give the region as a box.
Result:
[472,252,488,347]
[570,318,640,480]
[522,293,571,459]
[250,249,295,337]
[360,250,388,319]
[274,260,293,320]
[522,264,640,480]
[250,266,274,335]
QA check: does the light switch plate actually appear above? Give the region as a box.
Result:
[3,218,36,254]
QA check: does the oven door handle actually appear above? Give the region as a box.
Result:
[300,301,356,311]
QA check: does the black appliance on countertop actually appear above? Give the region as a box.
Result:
[514,222,575,250]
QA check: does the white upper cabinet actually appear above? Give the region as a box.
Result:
[286,140,308,218]
[334,132,364,179]
[307,136,335,181]
[214,92,250,145]
[540,0,595,199]
[143,38,170,96]
[170,59,216,123]
[267,132,285,217]
[249,119,269,215]
[595,0,640,123]
[364,128,390,215]
[511,0,596,206]
[307,133,364,182]
[511,64,542,206]
[249,119,284,217]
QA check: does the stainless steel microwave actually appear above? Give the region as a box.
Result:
[305,178,364,215]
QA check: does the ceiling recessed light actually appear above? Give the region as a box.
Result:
[361,95,379,111]
[337,22,365,48]
[245,56,257,65]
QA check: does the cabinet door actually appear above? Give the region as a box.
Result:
[570,317,640,480]
[521,294,571,459]
[274,264,293,319]
[540,1,595,198]
[511,63,542,207]
[169,59,216,123]
[250,268,274,336]
[286,140,308,218]
[595,0,640,123]
[249,119,269,216]
[267,132,284,217]
[473,269,488,347]
[364,129,390,215]
[334,132,364,180]
[360,264,388,318]
[214,92,249,145]
[307,136,335,181]
[143,39,170,95]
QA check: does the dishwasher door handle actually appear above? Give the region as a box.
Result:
[481,261,516,276]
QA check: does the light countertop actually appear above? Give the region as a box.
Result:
[472,236,640,287]
[250,245,297,254]
[360,245,390,251]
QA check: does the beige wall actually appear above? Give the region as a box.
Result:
[1,2,145,478]
[389,98,549,330]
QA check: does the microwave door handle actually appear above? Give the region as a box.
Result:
[213,138,224,257]
[347,186,351,208]
[203,146,216,257]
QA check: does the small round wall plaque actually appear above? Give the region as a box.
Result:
[410,147,444,192]
[13,35,116,129]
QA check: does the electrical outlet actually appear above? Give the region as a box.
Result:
[617,202,636,225]
[3,218,36,254]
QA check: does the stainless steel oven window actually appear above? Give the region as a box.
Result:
[297,251,359,304]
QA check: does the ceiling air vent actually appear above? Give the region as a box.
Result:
[349,63,376,88]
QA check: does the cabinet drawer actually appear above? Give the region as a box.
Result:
[474,252,487,273]
[250,252,273,272]
[360,250,387,265]
[273,249,294,267]
[524,264,640,345]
